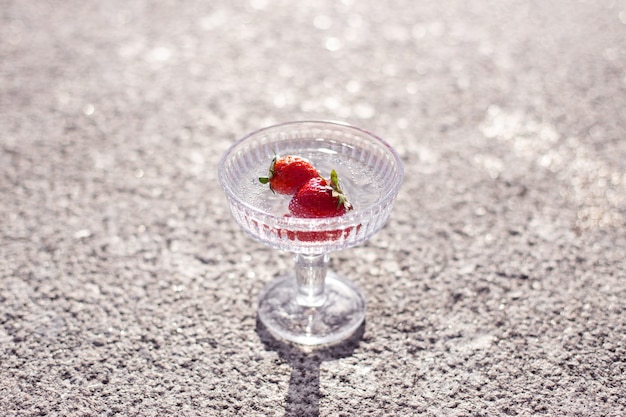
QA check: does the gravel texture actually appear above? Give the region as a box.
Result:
[1,0,625,416]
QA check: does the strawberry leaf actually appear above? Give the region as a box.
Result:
[328,169,352,211]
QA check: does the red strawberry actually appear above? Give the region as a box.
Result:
[288,169,353,218]
[279,222,359,242]
[259,155,319,195]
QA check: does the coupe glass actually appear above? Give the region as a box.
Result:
[218,121,403,346]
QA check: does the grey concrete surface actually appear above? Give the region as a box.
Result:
[1,0,625,416]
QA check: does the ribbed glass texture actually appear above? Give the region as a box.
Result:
[218,121,404,254]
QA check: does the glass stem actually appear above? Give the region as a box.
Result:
[295,253,329,307]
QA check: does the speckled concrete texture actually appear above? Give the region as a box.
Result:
[1,0,625,416]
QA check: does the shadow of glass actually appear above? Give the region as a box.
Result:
[256,318,365,417]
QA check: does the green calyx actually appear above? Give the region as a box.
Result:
[329,169,352,210]
[258,156,277,189]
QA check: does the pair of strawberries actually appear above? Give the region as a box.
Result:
[259,155,353,218]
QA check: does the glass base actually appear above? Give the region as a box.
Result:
[257,271,366,346]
